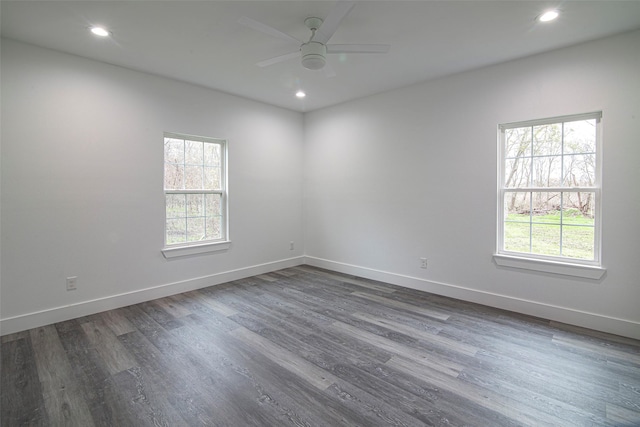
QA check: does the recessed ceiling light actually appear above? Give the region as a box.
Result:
[90,26,110,37]
[538,10,560,22]
[295,91,306,99]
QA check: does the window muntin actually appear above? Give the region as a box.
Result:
[498,113,601,265]
[164,133,227,247]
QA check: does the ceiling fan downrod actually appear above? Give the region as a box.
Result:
[301,17,327,70]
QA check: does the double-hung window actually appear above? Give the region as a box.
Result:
[496,112,604,277]
[162,132,229,258]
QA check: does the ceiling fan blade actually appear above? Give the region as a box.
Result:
[238,16,301,45]
[327,44,391,54]
[314,0,355,44]
[257,51,301,68]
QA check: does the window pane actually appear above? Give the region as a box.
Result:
[166,194,186,219]
[505,191,530,220]
[185,165,203,189]
[533,123,562,156]
[505,127,531,158]
[531,224,561,256]
[504,191,531,253]
[504,222,530,253]
[505,157,531,188]
[206,216,222,240]
[185,139,203,165]
[204,143,221,166]
[164,138,184,164]
[166,218,186,244]
[562,225,594,260]
[563,192,595,220]
[164,163,184,190]
[205,194,221,217]
[563,154,595,187]
[564,119,596,154]
[204,166,221,190]
[532,191,561,219]
[532,156,561,187]
[186,194,204,217]
[187,217,205,242]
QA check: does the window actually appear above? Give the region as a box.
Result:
[162,132,229,257]
[496,112,603,273]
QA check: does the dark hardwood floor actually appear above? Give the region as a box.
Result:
[2,265,639,426]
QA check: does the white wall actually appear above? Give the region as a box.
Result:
[1,39,305,333]
[304,30,640,339]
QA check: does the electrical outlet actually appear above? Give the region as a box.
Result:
[290,241,295,250]
[66,276,78,291]
[420,258,428,269]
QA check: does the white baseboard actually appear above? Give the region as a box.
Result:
[304,256,640,340]
[0,256,304,336]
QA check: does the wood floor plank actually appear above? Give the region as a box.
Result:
[386,355,547,427]
[552,332,640,362]
[606,402,640,425]
[300,331,394,364]
[351,311,479,356]
[1,330,29,344]
[155,295,193,318]
[121,305,288,426]
[238,282,335,328]
[29,325,96,426]
[56,318,136,426]
[471,341,621,395]
[550,320,640,348]
[294,265,397,294]
[457,368,611,426]
[118,325,233,425]
[190,289,239,316]
[137,300,184,330]
[99,308,136,336]
[609,359,640,381]
[353,358,522,426]
[469,351,610,414]
[225,311,431,425]
[172,318,356,427]
[329,320,464,377]
[248,317,474,426]
[351,291,451,320]
[255,273,278,282]
[1,337,49,426]
[116,332,196,426]
[225,288,335,339]
[229,326,339,390]
[80,319,137,375]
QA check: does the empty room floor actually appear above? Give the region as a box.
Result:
[2,266,639,426]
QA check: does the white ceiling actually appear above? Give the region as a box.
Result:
[2,1,640,112]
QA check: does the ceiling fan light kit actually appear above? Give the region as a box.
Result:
[301,41,327,70]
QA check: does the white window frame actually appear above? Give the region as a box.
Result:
[494,112,606,279]
[161,132,230,259]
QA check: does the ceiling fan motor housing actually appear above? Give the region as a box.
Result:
[301,41,327,70]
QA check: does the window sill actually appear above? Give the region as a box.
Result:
[493,254,606,279]
[162,241,231,259]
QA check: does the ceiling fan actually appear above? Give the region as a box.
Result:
[238,1,390,75]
